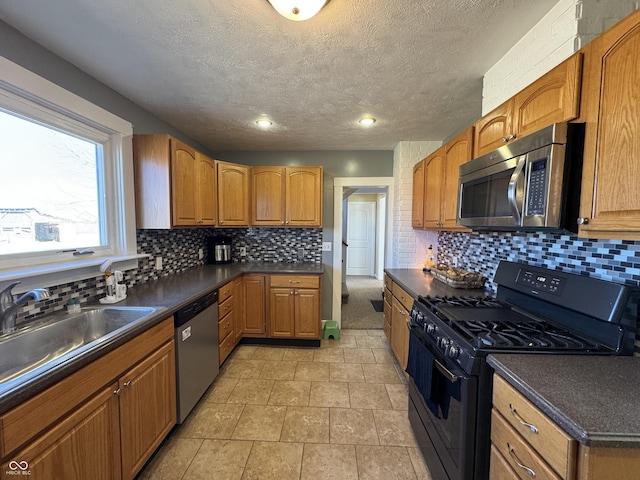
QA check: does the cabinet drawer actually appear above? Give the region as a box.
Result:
[219,281,234,303]
[392,283,414,311]
[491,409,562,480]
[490,444,519,480]
[384,274,393,291]
[219,296,233,319]
[493,375,576,479]
[218,313,233,342]
[270,275,320,289]
[219,328,235,365]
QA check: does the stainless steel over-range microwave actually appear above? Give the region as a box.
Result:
[457,122,584,232]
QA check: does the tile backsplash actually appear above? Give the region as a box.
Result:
[14,227,322,324]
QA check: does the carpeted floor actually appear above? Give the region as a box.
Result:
[341,276,385,329]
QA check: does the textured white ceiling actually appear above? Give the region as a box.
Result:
[0,0,560,151]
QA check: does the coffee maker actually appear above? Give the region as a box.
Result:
[207,236,232,264]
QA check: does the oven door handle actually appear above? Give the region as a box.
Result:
[434,359,461,383]
[507,155,526,226]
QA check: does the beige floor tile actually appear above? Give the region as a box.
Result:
[321,335,357,348]
[373,409,418,447]
[232,405,287,441]
[137,437,203,480]
[341,329,370,336]
[385,383,409,410]
[368,329,387,337]
[251,346,286,360]
[313,348,345,363]
[226,379,275,404]
[301,443,358,480]
[268,380,311,406]
[355,335,388,349]
[295,361,330,381]
[259,360,298,380]
[349,383,393,409]
[356,445,418,480]
[408,447,433,480]
[282,348,315,361]
[343,347,376,364]
[309,381,350,408]
[183,439,253,480]
[204,377,239,403]
[242,441,303,480]
[280,406,330,443]
[330,363,365,382]
[363,363,402,384]
[330,407,379,445]
[223,359,265,379]
[231,345,258,360]
[177,403,244,439]
[372,348,395,365]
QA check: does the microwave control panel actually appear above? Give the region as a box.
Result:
[526,158,547,215]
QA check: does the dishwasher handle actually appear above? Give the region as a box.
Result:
[174,289,218,327]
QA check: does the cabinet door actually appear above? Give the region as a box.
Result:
[252,167,286,226]
[578,10,640,239]
[1,384,121,480]
[217,161,250,226]
[170,139,198,226]
[412,160,425,228]
[473,100,514,157]
[423,147,445,229]
[234,276,245,343]
[441,127,474,230]
[197,153,217,226]
[294,288,320,339]
[269,288,296,337]
[119,342,176,480]
[243,274,266,335]
[513,53,582,139]
[285,167,322,226]
[390,297,409,369]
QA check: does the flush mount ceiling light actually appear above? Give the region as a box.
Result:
[256,119,273,127]
[358,117,376,126]
[266,0,330,21]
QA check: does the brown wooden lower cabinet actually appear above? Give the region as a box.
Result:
[243,274,266,336]
[0,318,176,480]
[267,275,321,339]
[390,296,409,370]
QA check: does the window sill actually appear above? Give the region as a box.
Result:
[0,254,148,293]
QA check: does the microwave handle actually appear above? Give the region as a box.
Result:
[507,156,526,225]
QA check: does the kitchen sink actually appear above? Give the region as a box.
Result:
[0,306,162,394]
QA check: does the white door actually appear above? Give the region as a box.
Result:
[346,202,376,276]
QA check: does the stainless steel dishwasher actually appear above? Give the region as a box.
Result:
[174,289,219,423]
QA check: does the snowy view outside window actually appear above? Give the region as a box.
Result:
[0,109,104,256]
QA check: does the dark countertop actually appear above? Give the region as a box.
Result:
[384,268,491,299]
[0,262,324,415]
[488,354,640,448]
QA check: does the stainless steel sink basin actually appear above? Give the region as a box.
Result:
[0,306,162,394]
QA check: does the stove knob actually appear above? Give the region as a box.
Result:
[439,337,450,350]
[446,344,460,359]
[417,313,424,322]
[426,324,437,335]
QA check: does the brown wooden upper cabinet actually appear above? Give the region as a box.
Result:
[217,161,250,226]
[577,8,640,240]
[474,53,583,157]
[133,134,217,228]
[252,166,323,227]
[413,127,474,231]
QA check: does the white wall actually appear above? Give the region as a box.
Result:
[482,0,638,113]
[392,141,440,269]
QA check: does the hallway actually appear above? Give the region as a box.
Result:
[341,276,384,330]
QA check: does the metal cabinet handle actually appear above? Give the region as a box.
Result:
[509,404,539,433]
[507,443,536,477]
[507,134,516,141]
[288,280,300,284]
[577,217,589,225]
[123,381,132,388]
[501,137,509,143]
[114,388,121,396]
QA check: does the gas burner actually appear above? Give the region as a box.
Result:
[419,295,505,310]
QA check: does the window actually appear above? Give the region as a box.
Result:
[0,56,138,289]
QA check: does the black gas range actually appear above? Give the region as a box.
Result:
[405,260,639,480]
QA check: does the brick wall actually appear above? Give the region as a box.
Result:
[482,0,638,114]
[391,141,440,269]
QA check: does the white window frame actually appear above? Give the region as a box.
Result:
[0,56,142,293]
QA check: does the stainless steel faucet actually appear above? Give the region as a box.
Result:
[0,281,51,334]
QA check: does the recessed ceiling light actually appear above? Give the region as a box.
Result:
[359,117,376,126]
[256,119,273,128]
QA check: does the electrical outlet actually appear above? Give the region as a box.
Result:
[155,256,163,270]
[322,242,332,252]
[198,248,203,260]
[240,246,247,257]
[297,248,305,260]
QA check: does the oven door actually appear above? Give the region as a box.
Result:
[406,327,478,480]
